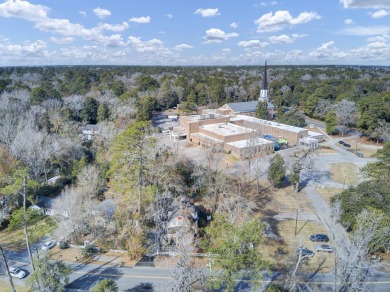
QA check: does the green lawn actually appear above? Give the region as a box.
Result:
[0,216,57,251]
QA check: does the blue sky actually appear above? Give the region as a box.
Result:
[0,0,390,66]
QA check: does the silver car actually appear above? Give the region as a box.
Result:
[42,240,56,250]
[9,267,26,279]
[315,244,334,253]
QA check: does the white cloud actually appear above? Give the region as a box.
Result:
[237,40,268,48]
[175,44,193,50]
[79,11,86,17]
[165,14,173,19]
[230,22,239,29]
[309,41,348,59]
[370,10,389,18]
[255,10,320,32]
[341,25,390,35]
[350,41,390,61]
[260,1,278,7]
[129,16,151,23]
[366,34,389,42]
[93,7,111,19]
[345,18,354,24]
[204,28,239,43]
[268,34,307,44]
[50,36,74,44]
[0,40,47,56]
[0,0,48,21]
[96,22,129,32]
[195,8,220,17]
[340,0,390,9]
[127,36,165,53]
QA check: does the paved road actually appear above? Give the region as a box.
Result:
[305,116,326,129]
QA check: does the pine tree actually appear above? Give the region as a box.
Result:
[268,154,286,187]
[255,101,268,120]
[325,111,337,134]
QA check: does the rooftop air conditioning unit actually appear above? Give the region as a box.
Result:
[199,115,206,120]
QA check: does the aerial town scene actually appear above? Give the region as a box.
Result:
[0,0,389,291]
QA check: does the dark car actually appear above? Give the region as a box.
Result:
[297,247,314,257]
[338,141,345,145]
[310,234,329,242]
[344,143,351,147]
[356,152,363,157]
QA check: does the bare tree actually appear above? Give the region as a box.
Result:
[77,165,103,198]
[170,229,206,292]
[333,99,357,136]
[52,186,93,243]
[370,119,390,144]
[216,182,256,225]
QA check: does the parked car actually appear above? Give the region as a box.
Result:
[344,143,351,147]
[297,247,314,257]
[338,141,345,145]
[356,152,363,157]
[310,234,329,242]
[315,244,334,253]
[42,240,56,250]
[9,267,26,279]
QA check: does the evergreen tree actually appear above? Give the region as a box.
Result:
[255,101,268,120]
[26,255,71,292]
[97,102,110,122]
[325,111,337,134]
[90,279,118,292]
[201,215,269,291]
[80,97,98,124]
[268,154,286,187]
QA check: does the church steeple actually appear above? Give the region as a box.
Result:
[262,60,268,90]
[259,61,268,102]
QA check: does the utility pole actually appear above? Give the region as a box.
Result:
[295,209,299,236]
[355,137,358,154]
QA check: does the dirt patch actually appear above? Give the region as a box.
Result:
[49,246,137,267]
[154,255,208,268]
[329,163,358,186]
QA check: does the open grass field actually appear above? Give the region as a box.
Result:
[329,162,358,186]
[0,217,57,251]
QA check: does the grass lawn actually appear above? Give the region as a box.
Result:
[343,139,380,157]
[0,280,29,292]
[0,216,57,251]
[261,219,334,273]
[316,186,343,204]
[329,162,358,186]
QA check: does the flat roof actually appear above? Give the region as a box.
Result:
[191,132,222,143]
[231,115,307,133]
[308,131,324,137]
[227,137,273,148]
[200,123,251,137]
